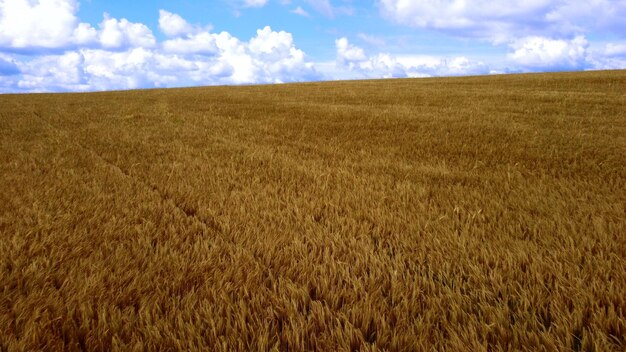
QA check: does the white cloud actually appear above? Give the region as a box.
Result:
[83,48,176,90]
[2,1,623,93]
[375,1,626,74]
[605,43,626,57]
[73,22,98,46]
[291,6,310,17]
[159,10,194,37]
[0,0,97,51]
[334,37,490,79]
[241,0,269,8]
[0,0,159,52]
[249,27,295,58]
[99,14,156,50]
[577,42,626,70]
[162,32,219,55]
[5,14,319,92]
[508,35,589,70]
[587,57,626,70]
[17,51,89,91]
[160,25,320,85]
[336,37,367,65]
[247,26,317,83]
[431,57,490,76]
[378,0,626,43]
[158,10,217,56]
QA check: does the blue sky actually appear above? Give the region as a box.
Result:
[0,0,625,92]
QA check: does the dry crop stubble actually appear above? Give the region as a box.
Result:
[1,70,625,351]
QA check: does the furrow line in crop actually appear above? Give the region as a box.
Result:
[30,110,366,343]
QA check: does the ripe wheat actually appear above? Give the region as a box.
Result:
[1,70,625,351]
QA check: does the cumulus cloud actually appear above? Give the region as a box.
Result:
[0,0,97,51]
[0,3,320,91]
[1,1,623,93]
[99,14,156,50]
[16,51,89,91]
[83,48,189,90]
[424,57,491,76]
[581,42,626,70]
[251,27,298,59]
[0,0,159,52]
[334,37,490,79]
[336,37,366,65]
[162,32,220,55]
[378,0,626,43]
[375,1,626,73]
[2,7,319,93]
[247,26,317,82]
[508,36,589,70]
[159,22,320,85]
[73,23,98,46]
[12,48,214,92]
[159,10,195,37]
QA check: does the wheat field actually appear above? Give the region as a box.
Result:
[1,70,625,351]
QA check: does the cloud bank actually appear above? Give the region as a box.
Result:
[377,0,626,43]
[335,37,491,78]
[375,0,626,72]
[0,2,320,92]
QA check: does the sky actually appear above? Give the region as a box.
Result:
[0,0,625,93]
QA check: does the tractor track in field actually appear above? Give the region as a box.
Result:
[31,110,370,345]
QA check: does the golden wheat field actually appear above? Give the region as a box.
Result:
[1,70,625,351]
